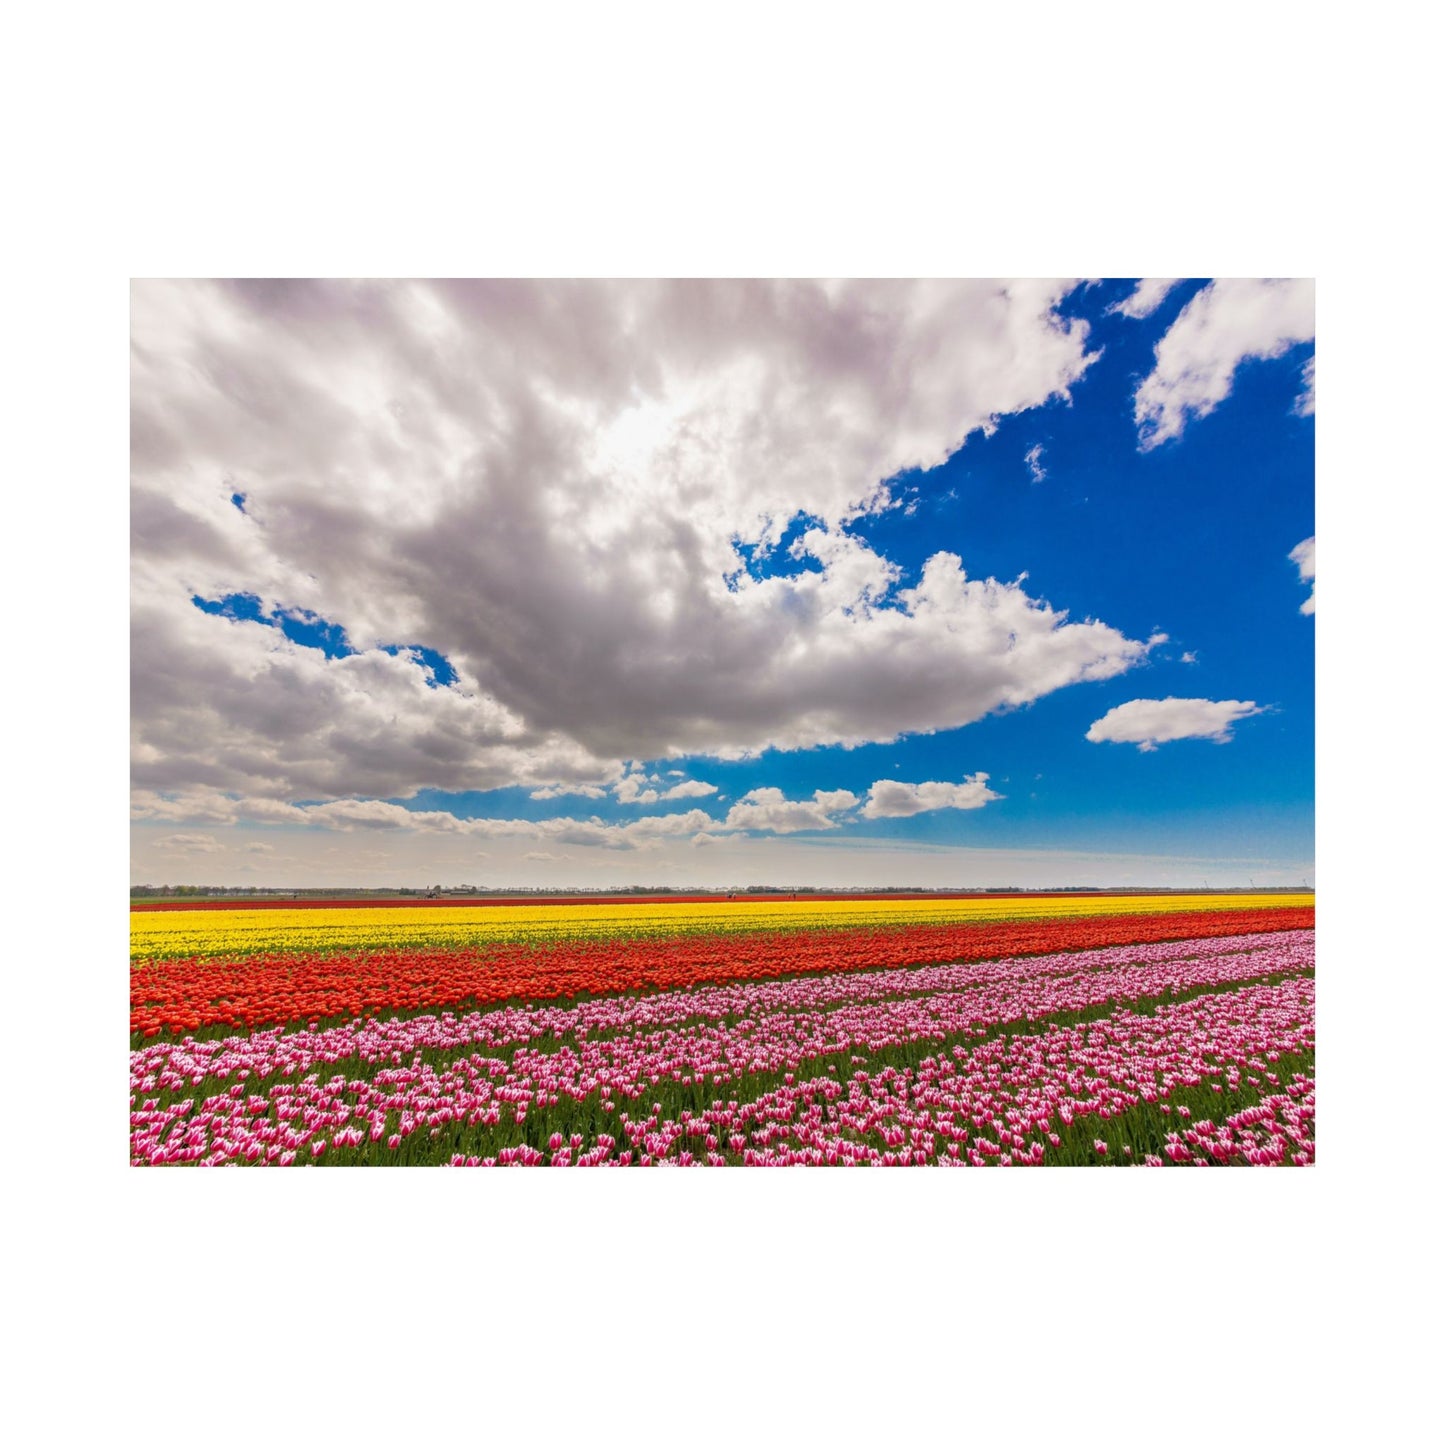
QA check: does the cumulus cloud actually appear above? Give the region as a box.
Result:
[860,774,1002,818]
[1024,444,1047,484]
[722,787,859,834]
[611,770,717,804]
[659,779,718,800]
[1133,279,1315,449]
[1085,698,1266,751]
[1290,536,1316,615]
[612,772,660,805]
[1110,279,1181,319]
[132,280,1153,806]
[135,787,745,852]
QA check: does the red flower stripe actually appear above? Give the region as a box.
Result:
[132,905,1312,1036]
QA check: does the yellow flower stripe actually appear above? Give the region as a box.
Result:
[131,892,1312,962]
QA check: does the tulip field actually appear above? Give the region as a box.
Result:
[130,891,1314,1166]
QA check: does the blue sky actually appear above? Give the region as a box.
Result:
[131,278,1314,887]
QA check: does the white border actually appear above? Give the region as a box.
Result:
[10,2,1431,1437]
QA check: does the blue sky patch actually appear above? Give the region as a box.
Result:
[382,644,459,687]
[191,593,458,679]
[191,593,357,659]
[728,511,829,588]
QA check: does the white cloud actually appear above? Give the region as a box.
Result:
[523,851,565,862]
[609,771,716,804]
[1180,650,1198,664]
[1085,698,1266,751]
[131,279,1154,805]
[154,832,223,854]
[529,782,611,800]
[1024,443,1047,484]
[613,772,660,805]
[1133,279,1315,449]
[861,774,1002,818]
[1294,355,1316,416]
[1110,278,1181,319]
[722,787,859,834]
[659,779,718,800]
[132,788,740,853]
[1290,536,1316,615]
[609,808,722,843]
[135,777,1007,847]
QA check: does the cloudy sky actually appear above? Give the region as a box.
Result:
[131,278,1314,888]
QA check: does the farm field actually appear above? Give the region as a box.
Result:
[130,891,1314,1166]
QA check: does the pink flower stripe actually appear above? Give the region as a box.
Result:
[697,980,1314,1168]
[661,983,1315,1169]
[131,928,1312,1166]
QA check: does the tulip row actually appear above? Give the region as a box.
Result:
[130,891,1313,962]
[131,905,1314,1038]
[130,928,1313,1166]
